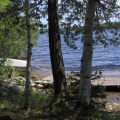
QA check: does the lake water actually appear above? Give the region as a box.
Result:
[32,33,120,71]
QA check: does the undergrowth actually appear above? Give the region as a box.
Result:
[0,71,120,120]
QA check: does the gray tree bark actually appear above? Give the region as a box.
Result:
[78,0,96,107]
[23,0,32,110]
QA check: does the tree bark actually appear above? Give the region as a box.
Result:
[23,0,32,110]
[78,0,96,107]
[48,0,68,98]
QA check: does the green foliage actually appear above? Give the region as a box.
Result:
[0,59,20,82]
[0,82,50,118]
[66,70,75,83]
[31,90,48,109]
[0,0,10,11]
[0,15,39,59]
[0,66,11,81]
[0,0,39,60]
[59,0,120,48]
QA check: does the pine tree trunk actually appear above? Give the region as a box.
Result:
[48,0,68,97]
[23,0,32,110]
[78,0,96,107]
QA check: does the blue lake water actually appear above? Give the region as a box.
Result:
[32,33,120,71]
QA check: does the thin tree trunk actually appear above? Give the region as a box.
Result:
[48,0,68,98]
[78,0,96,107]
[23,0,32,110]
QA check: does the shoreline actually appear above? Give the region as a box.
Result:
[31,66,120,105]
[98,70,120,77]
[31,65,120,78]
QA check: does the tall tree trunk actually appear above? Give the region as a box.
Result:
[48,0,68,98]
[78,0,96,107]
[23,0,32,110]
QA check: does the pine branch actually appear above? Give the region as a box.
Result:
[95,0,107,10]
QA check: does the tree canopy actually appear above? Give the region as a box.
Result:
[0,0,39,60]
[59,0,120,48]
